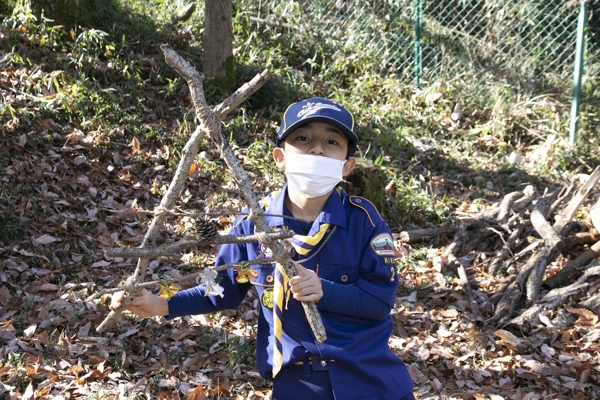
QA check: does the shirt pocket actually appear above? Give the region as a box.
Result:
[251,264,309,338]
[250,264,275,287]
[317,263,359,285]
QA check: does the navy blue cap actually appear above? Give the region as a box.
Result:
[276,97,358,156]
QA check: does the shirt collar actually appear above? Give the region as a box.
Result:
[263,184,347,231]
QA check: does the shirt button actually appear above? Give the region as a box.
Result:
[319,359,327,367]
[355,198,362,203]
[266,275,273,283]
[340,274,349,282]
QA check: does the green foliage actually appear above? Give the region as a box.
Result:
[0,0,16,19]
[0,210,25,244]
[211,331,256,370]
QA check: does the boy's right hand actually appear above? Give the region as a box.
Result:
[109,289,169,318]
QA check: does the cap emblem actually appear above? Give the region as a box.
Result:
[297,101,343,119]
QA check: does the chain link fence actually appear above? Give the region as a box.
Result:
[247,0,599,88]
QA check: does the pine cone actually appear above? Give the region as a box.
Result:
[195,217,218,242]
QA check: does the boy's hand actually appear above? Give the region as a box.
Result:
[109,289,169,318]
[289,262,323,302]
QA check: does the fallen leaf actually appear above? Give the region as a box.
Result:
[515,368,539,380]
[22,381,34,400]
[78,321,91,338]
[0,286,10,306]
[158,281,180,299]
[35,234,57,244]
[212,386,230,396]
[187,385,206,400]
[131,136,141,152]
[91,260,111,268]
[118,329,139,339]
[38,283,59,291]
[23,324,37,338]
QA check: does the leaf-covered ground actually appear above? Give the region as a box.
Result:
[2,20,600,400]
[2,87,600,400]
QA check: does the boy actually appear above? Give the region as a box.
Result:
[111,97,415,400]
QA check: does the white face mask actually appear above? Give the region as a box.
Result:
[283,152,347,198]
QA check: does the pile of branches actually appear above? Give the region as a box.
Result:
[401,166,600,331]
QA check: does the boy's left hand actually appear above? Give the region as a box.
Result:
[289,262,323,302]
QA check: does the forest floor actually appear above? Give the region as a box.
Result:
[1,102,599,400]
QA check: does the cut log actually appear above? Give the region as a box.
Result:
[510,264,600,329]
[479,185,535,222]
[531,199,563,248]
[399,227,456,244]
[486,279,523,327]
[487,240,563,326]
[480,203,500,220]
[558,221,586,238]
[508,282,590,330]
[526,198,565,303]
[512,185,537,213]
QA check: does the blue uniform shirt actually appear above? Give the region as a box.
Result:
[167,186,414,399]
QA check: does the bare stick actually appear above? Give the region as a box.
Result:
[92,256,284,298]
[526,198,565,303]
[553,166,600,235]
[510,264,600,329]
[96,47,273,334]
[544,239,600,289]
[98,132,211,332]
[106,231,294,258]
[590,197,600,234]
[443,220,484,325]
[496,191,524,223]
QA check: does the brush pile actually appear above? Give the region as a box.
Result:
[400,166,600,331]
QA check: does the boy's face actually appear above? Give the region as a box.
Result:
[273,122,356,176]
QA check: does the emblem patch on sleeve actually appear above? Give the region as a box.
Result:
[370,233,395,256]
[260,288,274,309]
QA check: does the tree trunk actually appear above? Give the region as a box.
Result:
[28,0,95,29]
[203,0,235,83]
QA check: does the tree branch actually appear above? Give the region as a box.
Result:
[160,44,327,343]
[96,45,277,334]
[105,231,294,258]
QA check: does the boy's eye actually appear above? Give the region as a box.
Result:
[326,139,339,145]
[295,136,308,142]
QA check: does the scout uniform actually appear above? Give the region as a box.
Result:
[167,186,415,399]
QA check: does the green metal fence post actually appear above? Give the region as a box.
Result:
[569,0,588,146]
[414,0,423,89]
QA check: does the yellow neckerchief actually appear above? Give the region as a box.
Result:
[278,187,342,256]
[283,223,331,256]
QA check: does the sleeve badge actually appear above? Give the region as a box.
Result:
[370,233,395,256]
